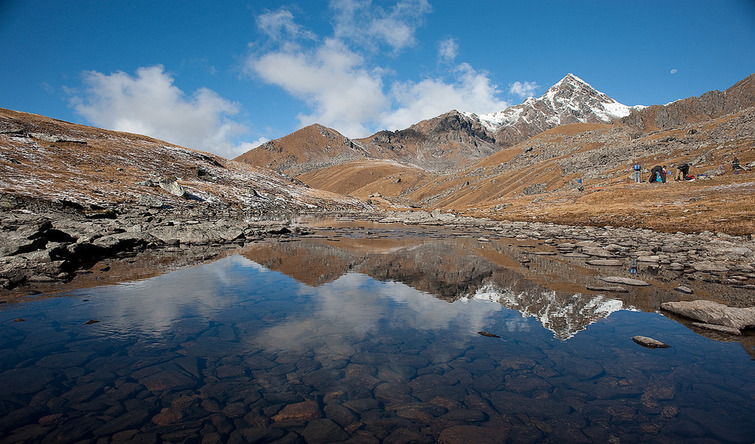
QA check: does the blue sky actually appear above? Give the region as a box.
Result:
[2,1,754,159]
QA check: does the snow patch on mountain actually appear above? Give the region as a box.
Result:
[463,73,637,133]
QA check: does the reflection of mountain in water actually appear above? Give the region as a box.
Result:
[469,283,624,340]
[240,238,628,339]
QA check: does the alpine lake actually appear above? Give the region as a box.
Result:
[1,219,753,444]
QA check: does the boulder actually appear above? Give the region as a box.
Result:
[158,177,186,197]
[632,336,670,348]
[660,300,755,333]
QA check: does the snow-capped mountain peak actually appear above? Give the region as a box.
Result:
[464,74,634,136]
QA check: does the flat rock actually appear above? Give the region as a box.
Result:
[636,255,660,263]
[691,322,743,335]
[690,261,728,272]
[632,336,670,348]
[674,285,694,294]
[586,259,623,266]
[660,300,755,332]
[600,276,651,286]
[581,246,614,258]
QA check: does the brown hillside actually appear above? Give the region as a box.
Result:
[0,108,364,212]
[435,110,755,235]
[297,159,430,201]
[234,124,368,175]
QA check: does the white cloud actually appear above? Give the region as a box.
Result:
[329,0,431,52]
[382,63,509,131]
[248,38,387,136]
[256,8,316,45]
[246,1,506,137]
[69,65,251,159]
[509,80,539,98]
[438,38,458,63]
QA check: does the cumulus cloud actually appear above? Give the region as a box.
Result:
[69,65,251,159]
[248,38,387,136]
[509,80,539,98]
[438,38,458,63]
[246,1,506,138]
[382,63,509,130]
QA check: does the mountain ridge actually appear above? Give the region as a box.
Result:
[235,73,641,174]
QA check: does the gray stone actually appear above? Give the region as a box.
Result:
[632,336,670,348]
[581,246,614,258]
[690,261,728,272]
[636,255,660,263]
[661,300,755,332]
[585,259,623,266]
[599,276,651,286]
[158,177,186,197]
[691,322,743,335]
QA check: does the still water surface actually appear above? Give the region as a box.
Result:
[0,237,753,443]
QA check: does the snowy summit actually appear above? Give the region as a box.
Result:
[465,73,635,133]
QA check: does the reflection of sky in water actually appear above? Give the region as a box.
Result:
[66,255,538,354]
[1,251,753,443]
[74,256,275,336]
[253,271,517,354]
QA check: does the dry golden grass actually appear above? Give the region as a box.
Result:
[462,173,755,235]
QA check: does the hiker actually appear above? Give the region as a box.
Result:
[632,163,642,183]
[676,163,692,180]
[648,165,666,183]
[732,157,744,172]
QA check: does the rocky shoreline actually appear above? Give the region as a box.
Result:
[2,200,753,335]
[0,195,312,294]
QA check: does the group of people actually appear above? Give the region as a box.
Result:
[632,157,747,184]
[634,163,681,183]
[642,164,694,183]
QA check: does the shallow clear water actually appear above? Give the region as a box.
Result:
[1,239,753,443]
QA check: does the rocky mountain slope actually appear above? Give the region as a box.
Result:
[0,108,370,292]
[621,73,755,132]
[236,74,634,175]
[0,109,366,215]
[237,73,755,234]
[466,73,635,147]
[411,108,755,234]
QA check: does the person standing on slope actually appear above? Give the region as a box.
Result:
[632,163,642,183]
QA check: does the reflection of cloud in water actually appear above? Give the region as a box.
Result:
[89,255,257,335]
[252,272,508,355]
